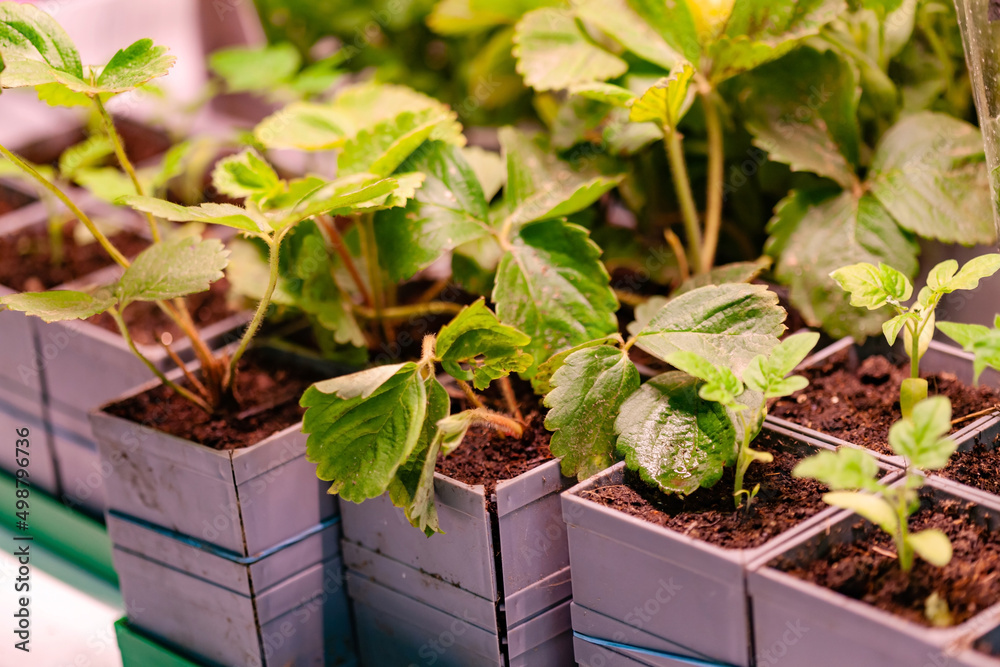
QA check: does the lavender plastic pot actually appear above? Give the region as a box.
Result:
[561,424,900,667]
[748,477,1000,667]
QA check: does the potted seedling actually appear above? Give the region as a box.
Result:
[768,255,1000,470]
[748,397,1000,666]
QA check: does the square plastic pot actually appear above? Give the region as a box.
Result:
[767,338,1000,471]
[561,424,899,667]
[954,624,1000,666]
[748,476,1000,667]
[89,347,341,555]
[108,510,354,667]
[570,603,713,667]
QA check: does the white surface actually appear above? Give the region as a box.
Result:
[0,526,123,667]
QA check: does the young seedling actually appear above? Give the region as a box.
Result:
[938,316,1000,388]
[664,332,820,508]
[831,255,1000,417]
[300,298,533,536]
[793,396,957,572]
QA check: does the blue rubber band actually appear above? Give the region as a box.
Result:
[108,509,341,565]
[573,631,735,666]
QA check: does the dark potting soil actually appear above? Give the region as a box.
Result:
[87,278,236,346]
[774,491,1000,627]
[937,437,1000,497]
[0,184,35,215]
[106,351,325,450]
[0,220,148,291]
[435,410,553,499]
[584,431,830,550]
[770,349,1000,455]
[16,118,172,167]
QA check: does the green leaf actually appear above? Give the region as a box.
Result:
[0,2,82,87]
[287,174,408,223]
[869,113,996,246]
[531,334,622,395]
[629,64,695,132]
[211,149,281,202]
[767,190,919,339]
[744,331,819,398]
[908,529,953,567]
[500,127,623,227]
[493,218,618,376]
[435,298,533,390]
[254,102,351,150]
[338,107,462,178]
[710,0,847,82]
[59,135,113,178]
[927,255,1000,293]
[671,258,772,298]
[625,0,701,65]
[118,195,270,234]
[626,295,670,337]
[0,289,115,323]
[116,237,229,306]
[513,8,628,91]
[569,81,636,107]
[830,261,912,310]
[883,313,916,347]
[936,322,991,351]
[665,350,744,407]
[740,46,860,188]
[900,377,929,420]
[461,145,506,201]
[634,283,785,375]
[208,42,301,93]
[823,491,898,533]
[767,331,822,378]
[544,345,640,479]
[792,447,881,491]
[93,39,174,93]
[302,363,428,503]
[375,142,492,282]
[616,371,736,496]
[574,0,681,70]
[888,396,957,470]
[388,377,450,536]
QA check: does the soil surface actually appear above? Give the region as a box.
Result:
[87,278,236,346]
[106,351,325,450]
[774,490,1000,627]
[770,349,1000,455]
[937,436,1000,497]
[436,410,553,498]
[584,431,831,550]
[0,220,148,291]
[16,118,172,167]
[0,185,35,215]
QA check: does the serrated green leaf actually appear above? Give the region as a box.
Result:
[254,102,351,150]
[375,142,492,282]
[388,377,450,536]
[338,107,463,178]
[115,237,228,306]
[883,313,914,347]
[0,289,115,323]
[740,46,860,188]
[671,258,772,298]
[513,8,628,91]
[435,298,533,390]
[544,345,640,479]
[287,174,406,223]
[936,322,991,351]
[769,331,822,377]
[461,145,506,201]
[792,447,882,491]
[928,255,1000,293]
[118,195,270,234]
[869,113,995,246]
[626,0,701,65]
[0,2,82,87]
[888,396,956,470]
[532,334,622,395]
[767,190,919,339]
[59,135,113,178]
[92,39,174,93]
[72,167,141,203]
[629,65,695,132]
[209,42,301,93]
[830,262,912,310]
[211,149,281,202]
[908,529,952,567]
[626,295,670,338]
[634,283,785,375]
[34,81,92,107]
[823,491,898,533]
[569,81,636,107]
[303,363,428,503]
[573,0,681,70]
[666,350,743,407]
[493,218,618,376]
[616,371,736,496]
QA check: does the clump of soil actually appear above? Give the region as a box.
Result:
[0,185,35,216]
[435,410,553,498]
[87,279,236,346]
[584,431,830,550]
[770,349,1000,455]
[0,220,148,291]
[937,436,1000,497]
[774,491,1000,627]
[106,351,325,450]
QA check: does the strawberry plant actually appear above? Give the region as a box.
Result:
[830,254,1000,416]
[793,396,958,572]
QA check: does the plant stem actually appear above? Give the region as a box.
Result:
[227,236,282,387]
[352,301,464,321]
[0,143,129,268]
[472,408,524,438]
[358,213,387,340]
[700,90,724,274]
[910,321,921,379]
[110,309,211,413]
[664,129,703,273]
[95,96,160,242]
[318,215,373,308]
[456,379,485,409]
[664,229,690,282]
[498,376,524,423]
[894,485,914,572]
